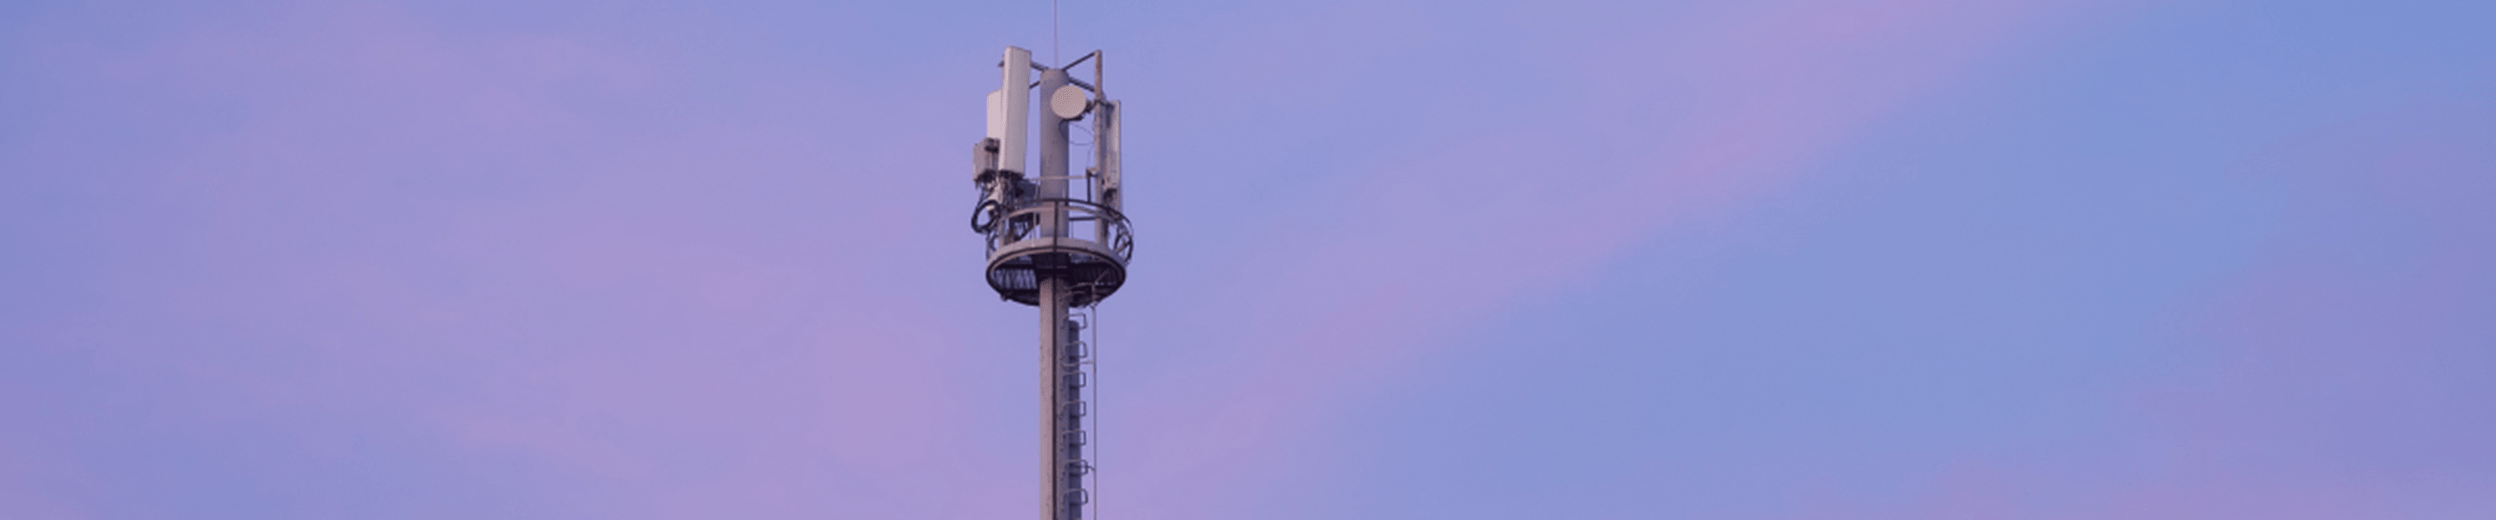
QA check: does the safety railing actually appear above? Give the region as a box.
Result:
[979,197,1134,264]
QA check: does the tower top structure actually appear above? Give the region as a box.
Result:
[972,46,1129,307]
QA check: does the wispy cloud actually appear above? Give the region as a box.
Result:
[1115,0,2125,516]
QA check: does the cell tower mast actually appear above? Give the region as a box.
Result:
[970,46,1128,520]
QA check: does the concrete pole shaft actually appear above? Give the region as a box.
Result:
[1038,279,1066,520]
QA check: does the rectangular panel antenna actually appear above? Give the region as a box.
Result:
[1093,100,1121,211]
[984,90,1005,145]
[996,47,1033,177]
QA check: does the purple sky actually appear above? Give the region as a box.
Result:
[3,1,2492,519]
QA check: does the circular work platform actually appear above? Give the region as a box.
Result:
[981,198,1132,307]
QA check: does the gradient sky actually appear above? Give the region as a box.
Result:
[4,1,2492,519]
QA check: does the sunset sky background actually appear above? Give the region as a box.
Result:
[4,0,2492,518]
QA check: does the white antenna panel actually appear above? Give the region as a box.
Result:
[985,89,1006,142]
[1094,100,1121,210]
[997,46,1033,176]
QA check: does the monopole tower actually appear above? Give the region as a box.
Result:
[969,46,1128,520]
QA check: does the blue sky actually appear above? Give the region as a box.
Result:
[3,1,2492,519]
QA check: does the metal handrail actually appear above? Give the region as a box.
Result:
[983,197,1134,263]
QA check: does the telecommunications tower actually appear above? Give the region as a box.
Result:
[969,46,1128,520]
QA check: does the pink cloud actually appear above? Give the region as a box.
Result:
[1,2,1022,518]
[1115,0,2130,516]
